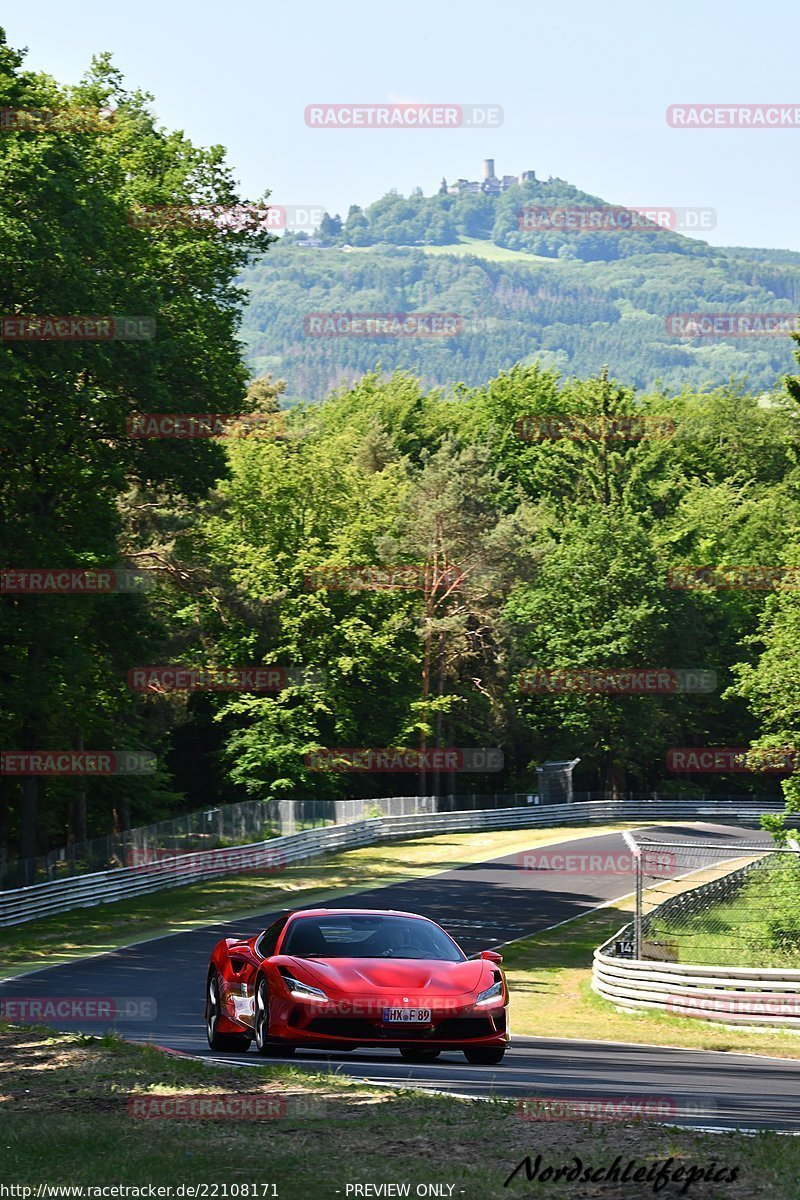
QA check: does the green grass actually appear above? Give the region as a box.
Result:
[652,859,800,969]
[504,895,800,1058]
[421,235,557,263]
[8,820,800,1066]
[342,236,556,264]
[0,823,635,977]
[1,1022,798,1197]
[4,825,800,1194]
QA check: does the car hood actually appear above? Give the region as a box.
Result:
[279,955,488,997]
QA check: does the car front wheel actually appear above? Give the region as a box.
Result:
[254,976,296,1057]
[206,970,251,1052]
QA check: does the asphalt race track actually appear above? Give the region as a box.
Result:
[3,820,799,1131]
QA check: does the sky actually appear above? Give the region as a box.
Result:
[4,1,799,251]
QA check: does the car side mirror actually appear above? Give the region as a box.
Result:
[480,949,503,964]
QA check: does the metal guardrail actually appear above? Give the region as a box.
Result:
[593,944,800,1028]
[1,798,273,891]
[0,797,783,929]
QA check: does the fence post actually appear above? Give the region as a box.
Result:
[623,831,642,959]
[635,852,643,959]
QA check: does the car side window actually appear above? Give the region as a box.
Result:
[257,917,288,958]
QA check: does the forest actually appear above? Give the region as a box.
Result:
[242,232,800,401]
[3,34,800,872]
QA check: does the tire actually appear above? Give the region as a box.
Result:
[206,970,252,1052]
[399,1047,441,1062]
[463,1046,506,1065]
[254,976,296,1057]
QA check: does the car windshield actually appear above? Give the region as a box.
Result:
[281,914,465,962]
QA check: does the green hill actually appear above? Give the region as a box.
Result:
[239,173,800,401]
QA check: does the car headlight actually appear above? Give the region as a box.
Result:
[280,972,329,1002]
[475,978,504,1006]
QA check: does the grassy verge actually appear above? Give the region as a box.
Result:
[1,1022,797,1198]
[505,892,800,1058]
[654,856,800,969]
[0,823,636,977]
[9,819,800,1064]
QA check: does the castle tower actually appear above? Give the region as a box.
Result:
[483,158,495,180]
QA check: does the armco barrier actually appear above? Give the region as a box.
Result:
[593,945,800,1028]
[592,851,800,1029]
[0,798,782,928]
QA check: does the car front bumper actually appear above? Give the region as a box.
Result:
[272,996,509,1049]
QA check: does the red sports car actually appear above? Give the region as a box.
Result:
[205,907,509,1064]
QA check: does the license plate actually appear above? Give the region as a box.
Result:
[382,1007,431,1023]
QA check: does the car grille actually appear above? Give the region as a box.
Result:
[306,1018,378,1038]
[434,1017,496,1038]
[305,1015,499,1040]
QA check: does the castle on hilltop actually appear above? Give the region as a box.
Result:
[441,159,536,196]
